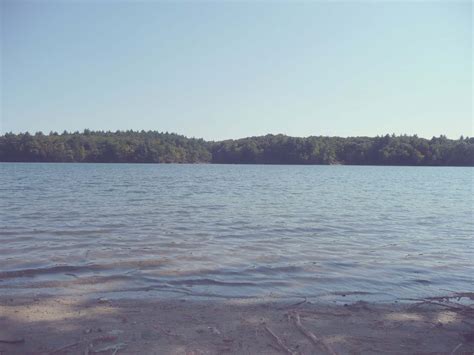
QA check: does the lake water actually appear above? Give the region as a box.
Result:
[0,163,472,302]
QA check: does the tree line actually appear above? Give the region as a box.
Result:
[0,130,472,166]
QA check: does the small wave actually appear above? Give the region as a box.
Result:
[0,259,169,279]
[167,278,258,287]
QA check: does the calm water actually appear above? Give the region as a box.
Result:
[0,163,473,302]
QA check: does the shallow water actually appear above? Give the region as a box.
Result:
[0,163,473,302]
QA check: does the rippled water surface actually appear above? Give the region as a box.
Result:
[1,163,473,301]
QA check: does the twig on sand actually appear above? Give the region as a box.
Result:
[429,292,474,302]
[153,323,180,337]
[410,300,473,313]
[450,343,462,355]
[91,343,126,354]
[263,324,297,355]
[208,326,221,335]
[291,312,337,355]
[51,342,80,353]
[0,338,24,344]
[430,301,472,312]
[407,293,474,314]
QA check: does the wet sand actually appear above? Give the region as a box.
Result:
[1,295,473,354]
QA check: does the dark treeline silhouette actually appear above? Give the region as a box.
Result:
[0,130,211,164]
[1,130,473,166]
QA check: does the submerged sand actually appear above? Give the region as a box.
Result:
[1,294,473,354]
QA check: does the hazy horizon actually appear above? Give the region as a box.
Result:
[1,1,472,140]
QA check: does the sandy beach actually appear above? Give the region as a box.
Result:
[1,294,473,355]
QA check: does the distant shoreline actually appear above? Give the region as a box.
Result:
[0,161,472,168]
[1,131,473,166]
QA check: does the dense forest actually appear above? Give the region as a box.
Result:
[0,130,473,166]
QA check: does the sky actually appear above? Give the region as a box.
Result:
[1,0,472,140]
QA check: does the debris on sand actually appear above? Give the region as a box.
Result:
[0,338,24,344]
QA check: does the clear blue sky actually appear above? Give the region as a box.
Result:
[1,0,472,140]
